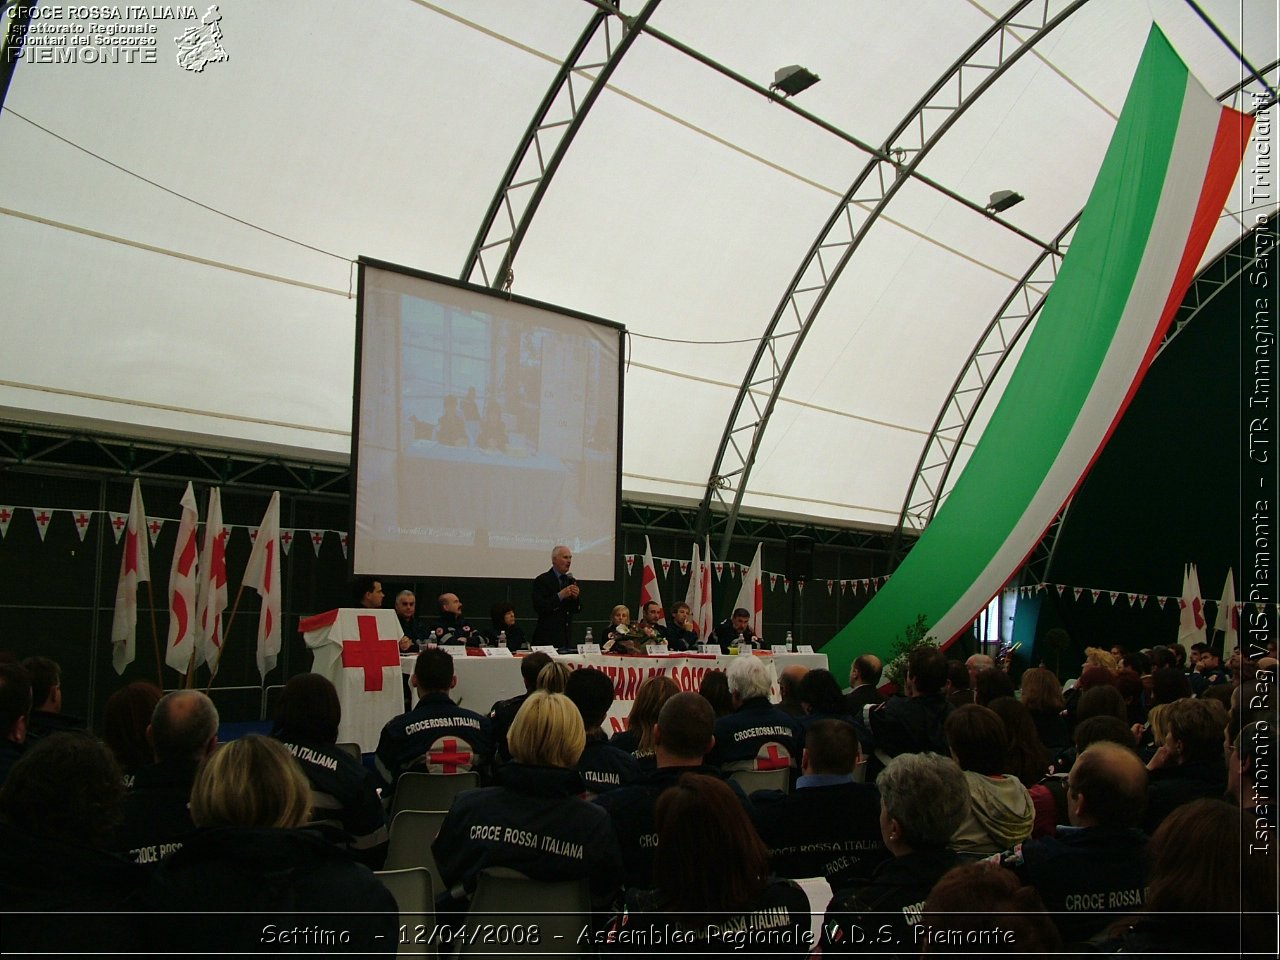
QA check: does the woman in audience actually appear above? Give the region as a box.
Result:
[1092,798,1274,953]
[1142,697,1228,833]
[1020,667,1070,755]
[987,697,1055,837]
[148,734,397,952]
[974,667,1015,705]
[610,675,679,762]
[823,753,968,952]
[432,691,621,910]
[271,673,388,868]
[698,670,734,719]
[536,660,572,694]
[0,732,148,951]
[610,773,809,952]
[101,680,163,788]
[486,602,528,650]
[945,704,1034,858]
[921,862,1061,954]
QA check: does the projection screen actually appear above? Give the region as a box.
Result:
[353,260,623,581]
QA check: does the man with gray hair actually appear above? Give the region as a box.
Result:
[709,656,802,772]
[531,545,581,648]
[110,690,218,867]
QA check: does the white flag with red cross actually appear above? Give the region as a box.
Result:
[111,480,152,674]
[1215,568,1238,661]
[300,607,404,752]
[0,506,13,539]
[243,492,283,679]
[732,543,763,638]
[164,483,201,675]
[638,536,666,624]
[195,487,228,669]
[683,542,702,639]
[1178,562,1207,646]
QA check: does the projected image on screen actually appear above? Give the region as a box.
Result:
[354,262,621,581]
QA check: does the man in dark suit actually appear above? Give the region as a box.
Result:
[843,654,884,719]
[531,545,581,648]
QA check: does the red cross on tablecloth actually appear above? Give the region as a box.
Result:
[426,737,473,774]
[340,614,400,692]
[756,743,790,771]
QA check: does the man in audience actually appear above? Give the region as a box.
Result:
[487,651,551,763]
[998,741,1149,943]
[709,655,802,771]
[1229,719,1275,830]
[0,661,31,787]
[564,666,639,796]
[394,589,430,653]
[1144,697,1227,833]
[945,659,976,709]
[664,602,698,651]
[354,576,384,610]
[596,692,743,888]
[966,653,995,689]
[751,719,888,889]
[375,648,492,798]
[864,647,954,761]
[434,592,480,646]
[843,654,883,717]
[532,545,581,648]
[710,607,758,652]
[777,664,809,718]
[111,690,219,867]
[21,657,85,744]
[1190,646,1229,695]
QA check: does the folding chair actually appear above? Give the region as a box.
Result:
[460,867,591,955]
[729,767,791,795]
[384,809,448,896]
[376,866,436,958]
[391,771,480,818]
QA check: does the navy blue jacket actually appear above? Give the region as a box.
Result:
[374,691,492,793]
[710,696,803,771]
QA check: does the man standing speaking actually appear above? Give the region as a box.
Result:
[532,545,581,649]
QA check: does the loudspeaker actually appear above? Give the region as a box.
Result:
[785,535,815,582]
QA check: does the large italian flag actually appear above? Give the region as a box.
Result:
[826,26,1253,678]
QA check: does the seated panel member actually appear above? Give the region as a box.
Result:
[710,607,758,653]
[484,602,528,651]
[664,602,698,651]
[374,649,493,798]
[433,593,481,647]
[751,719,889,889]
[709,656,802,772]
[602,604,642,655]
[393,589,431,653]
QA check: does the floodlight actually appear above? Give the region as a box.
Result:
[770,65,821,98]
[986,190,1025,213]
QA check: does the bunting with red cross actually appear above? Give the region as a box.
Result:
[300,607,405,752]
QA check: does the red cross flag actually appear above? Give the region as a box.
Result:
[0,505,12,539]
[195,487,228,668]
[1214,568,1238,661]
[300,607,405,752]
[1178,562,1207,646]
[111,480,152,674]
[33,508,53,541]
[108,511,127,543]
[638,535,666,625]
[73,511,92,541]
[732,543,763,639]
[243,492,283,679]
[164,483,201,675]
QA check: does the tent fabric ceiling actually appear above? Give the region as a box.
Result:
[0,0,1273,532]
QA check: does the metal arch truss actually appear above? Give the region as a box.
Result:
[1018,213,1278,587]
[695,0,1089,556]
[460,0,662,289]
[892,70,1280,560]
[893,213,1081,552]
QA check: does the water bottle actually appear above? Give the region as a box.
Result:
[498,630,507,649]
[585,626,594,644]
[785,630,794,652]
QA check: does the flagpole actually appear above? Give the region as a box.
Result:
[144,580,163,689]
[205,583,248,694]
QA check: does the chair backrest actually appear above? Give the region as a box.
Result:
[336,741,363,761]
[385,810,448,895]
[391,770,480,818]
[460,867,591,955]
[729,768,790,795]
[376,867,436,958]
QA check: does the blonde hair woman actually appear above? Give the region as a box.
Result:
[432,692,621,910]
[149,736,396,950]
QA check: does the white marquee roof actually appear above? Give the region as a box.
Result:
[1,0,1273,531]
